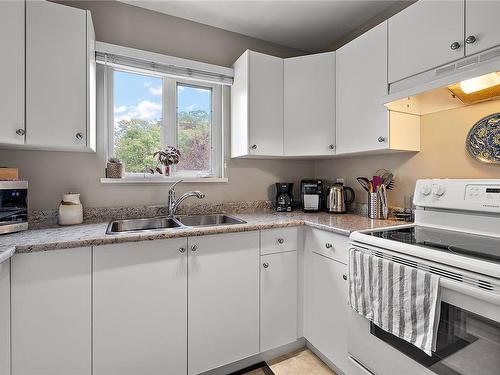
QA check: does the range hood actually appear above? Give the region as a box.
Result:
[384,44,500,115]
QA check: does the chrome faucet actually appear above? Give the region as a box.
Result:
[167,180,205,218]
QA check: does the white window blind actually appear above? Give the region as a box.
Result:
[95,42,234,86]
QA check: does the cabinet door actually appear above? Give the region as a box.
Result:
[188,232,259,375]
[304,252,351,373]
[93,239,188,375]
[284,53,335,156]
[11,248,91,375]
[0,1,25,145]
[260,251,298,352]
[0,262,9,375]
[26,0,88,149]
[465,0,500,56]
[388,0,464,83]
[249,51,284,156]
[336,22,389,154]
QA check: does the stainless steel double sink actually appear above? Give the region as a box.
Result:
[106,214,246,234]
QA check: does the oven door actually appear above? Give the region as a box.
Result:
[348,264,500,375]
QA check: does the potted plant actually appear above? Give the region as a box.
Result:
[106,156,123,178]
[146,146,181,176]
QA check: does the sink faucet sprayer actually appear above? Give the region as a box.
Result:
[167,180,205,218]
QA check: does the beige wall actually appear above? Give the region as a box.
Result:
[315,99,500,208]
[0,0,313,210]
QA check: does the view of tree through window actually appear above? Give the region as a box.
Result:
[176,84,212,173]
[112,70,214,175]
[113,70,163,173]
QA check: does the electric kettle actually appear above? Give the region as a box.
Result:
[326,183,355,214]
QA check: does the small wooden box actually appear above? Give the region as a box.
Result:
[0,168,19,180]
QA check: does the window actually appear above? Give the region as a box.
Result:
[106,66,223,179]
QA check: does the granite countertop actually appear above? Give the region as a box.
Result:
[0,211,407,254]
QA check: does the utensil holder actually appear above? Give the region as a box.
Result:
[368,192,382,219]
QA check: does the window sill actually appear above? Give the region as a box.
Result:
[100,177,228,184]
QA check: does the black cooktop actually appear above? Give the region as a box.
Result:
[368,226,500,263]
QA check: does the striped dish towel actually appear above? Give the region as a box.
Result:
[348,248,441,355]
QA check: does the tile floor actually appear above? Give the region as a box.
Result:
[268,348,337,375]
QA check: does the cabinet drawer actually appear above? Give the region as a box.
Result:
[261,227,299,255]
[305,228,349,264]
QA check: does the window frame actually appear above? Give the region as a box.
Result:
[104,64,224,180]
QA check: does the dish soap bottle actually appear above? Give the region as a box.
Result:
[58,193,83,226]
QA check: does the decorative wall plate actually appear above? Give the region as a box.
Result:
[466,113,500,164]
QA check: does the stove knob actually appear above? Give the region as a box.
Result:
[432,184,446,196]
[421,185,432,196]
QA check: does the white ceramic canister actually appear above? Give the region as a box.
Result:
[58,192,83,225]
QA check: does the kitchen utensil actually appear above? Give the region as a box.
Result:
[376,169,395,190]
[372,175,382,191]
[326,183,355,214]
[378,184,388,219]
[357,177,371,192]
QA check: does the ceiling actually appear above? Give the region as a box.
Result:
[118,0,407,52]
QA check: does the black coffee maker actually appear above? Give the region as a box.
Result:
[275,183,294,212]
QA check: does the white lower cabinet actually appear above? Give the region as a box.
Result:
[11,247,92,375]
[188,232,260,375]
[0,262,10,375]
[93,239,188,375]
[260,251,298,352]
[304,235,352,374]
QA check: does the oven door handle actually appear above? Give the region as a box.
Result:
[440,278,500,306]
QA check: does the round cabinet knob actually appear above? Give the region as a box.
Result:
[328,144,335,150]
[377,136,386,143]
[465,35,477,44]
[263,262,269,269]
[190,244,198,252]
[277,238,284,244]
[421,185,432,196]
[250,144,257,150]
[450,41,461,50]
[75,132,84,140]
[325,243,333,249]
[16,129,25,136]
[432,184,446,197]
[179,247,186,253]
[343,274,348,281]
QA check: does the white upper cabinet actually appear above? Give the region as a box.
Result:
[11,248,91,375]
[284,52,336,156]
[388,0,465,83]
[0,1,25,145]
[188,232,259,375]
[465,0,500,56]
[26,0,96,151]
[336,22,389,154]
[93,239,188,375]
[231,50,284,157]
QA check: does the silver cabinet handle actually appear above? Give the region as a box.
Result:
[343,274,348,281]
[179,247,186,253]
[263,262,269,268]
[76,132,84,140]
[465,35,477,44]
[378,136,386,143]
[450,41,461,50]
[277,238,284,244]
[190,245,198,252]
[16,129,25,136]
[250,144,257,150]
[328,144,335,150]
[325,243,333,249]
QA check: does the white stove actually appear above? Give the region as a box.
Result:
[348,179,500,375]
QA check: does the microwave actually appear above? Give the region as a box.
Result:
[0,181,28,235]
